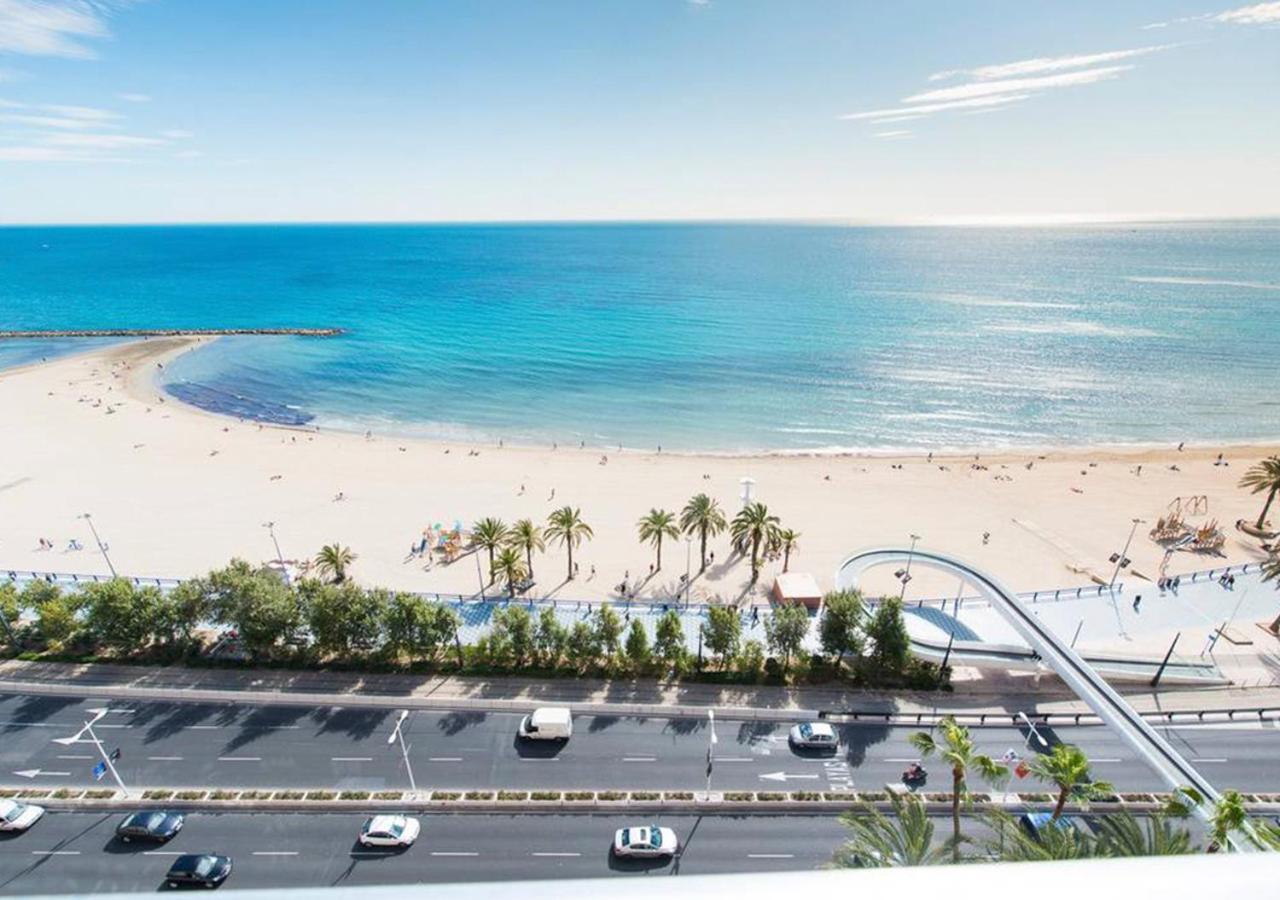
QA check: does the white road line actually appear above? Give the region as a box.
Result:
[428,757,463,762]
[431,851,480,857]
[217,756,262,762]
[622,757,657,762]
[1091,758,1123,763]
[531,852,581,857]
[715,757,753,763]
[188,725,219,730]
[883,758,918,763]
[252,851,299,856]
[142,851,184,856]
[748,853,795,859]
[96,724,131,729]
[31,850,80,856]
[56,754,94,760]
[1192,757,1228,763]
[520,757,559,762]
[331,757,373,762]
[147,756,183,761]
[106,708,135,714]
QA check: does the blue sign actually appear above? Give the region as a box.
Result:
[92,761,107,781]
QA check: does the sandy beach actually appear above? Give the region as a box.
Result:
[0,337,1274,605]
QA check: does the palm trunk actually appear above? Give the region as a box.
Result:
[952,767,963,863]
[487,548,496,584]
[526,547,534,581]
[750,534,761,581]
[1269,609,1280,635]
[656,537,662,571]
[783,547,792,573]
[1257,487,1277,530]
[699,526,707,572]
[1051,787,1068,821]
[567,543,574,581]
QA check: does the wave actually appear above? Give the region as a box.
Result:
[1126,276,1280,291]
[983,321,1163,338]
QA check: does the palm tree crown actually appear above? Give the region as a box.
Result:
[507,519,545,580]
[1028,743,1114,821]
[730,501,780,582]
[1239,456,1280,530]
[637,508,680,571]
[680,493,726,572]
[776,528,800,572]
[545,506,593,581]
[491,546,529,597]
[909,715,1007,862]
[471,518,510,584]
[314,543,356,583]
[833,793,949,868]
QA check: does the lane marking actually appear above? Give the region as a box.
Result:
[331,757,373,762]
[622,757,656,762]
[253,851,299,856]
[883,758,918,763]
[748,853,795,859]
[188,725,219,730]
[715,757,753,763]
[1192,757,1228,763]
[97,724,130,729]
[142,851,184,856]
[519,757,559,762]
[428,757,463,762]
[217,756,262,762]
[56,754,93,760]
[147,756,183,761]
[31,850,80,856]
[1091,758,1123,763]
[431,851,479,857]
[532,852,581,857]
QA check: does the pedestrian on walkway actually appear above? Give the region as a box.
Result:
[1132,594,1142,612]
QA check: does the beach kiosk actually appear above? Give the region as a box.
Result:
[771,572,822,610]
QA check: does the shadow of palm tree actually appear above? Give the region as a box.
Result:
[436,710,486,736]
[220,704,311,755]
[309,707,392,740]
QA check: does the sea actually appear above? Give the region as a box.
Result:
[1,221,1277,454]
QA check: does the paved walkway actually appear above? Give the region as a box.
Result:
[2,659,1278,722]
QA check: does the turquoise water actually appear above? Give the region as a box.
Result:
[1,222,1277,452]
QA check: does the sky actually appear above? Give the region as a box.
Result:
[0,0,1278,224]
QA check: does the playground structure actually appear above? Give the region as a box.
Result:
[1150,496,1225,554]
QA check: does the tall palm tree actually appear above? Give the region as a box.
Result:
[832,793,950,868]
[1265,552,1280,633]
[1239,456,1280,530]
[637,508,679,571]
[491,546,529,598]
[982,810,1101,862]
[680,493,726,572]
[1028,743,1115,822]
[545,506,593,581]
[1095,812,1193,857]
[776,528,800,572]
[471,518,510,584]
[1208,789,1247,852]
[314,543,356,583]
[908,716,1007,862]
[507,519,545,581]
[730,502,780,582]
[1166,784,1270,852]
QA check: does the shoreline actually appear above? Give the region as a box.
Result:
[0,337,1274,605]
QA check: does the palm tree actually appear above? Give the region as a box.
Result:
[680,493,726,572]
[908,715,1007,862]
[1239,456,1280,530]
[637,508,679,571]
[1166,784,1270,852]
[507,519,545,581]
[832,793,950,868]
[982,810,1100,862]
[1208,789,1247,852]
[1028,743,1115,822]
[776,528,800,572]
[1095,812,1193,857]
[471,518,510,584]
[314,543,356,583]
[730,502,780,582]
[491,546,529,598]
[1265,552,1280,633]
[545,506,593,581]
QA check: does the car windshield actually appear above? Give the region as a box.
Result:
[799,724,813,738]
[194,857,217,876]
[143,812,165,829]
[389,821,404,837]
[1,803,21,823]
[650,828,662,848]
[620,828,631,846]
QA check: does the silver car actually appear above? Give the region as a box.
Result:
[789,721,838,750]
[612,824,678,858]
[0,799,44,833]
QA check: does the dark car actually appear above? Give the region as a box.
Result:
[116,810,185,843]
[165,854,232,889]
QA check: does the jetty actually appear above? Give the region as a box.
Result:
[0,328,342,339]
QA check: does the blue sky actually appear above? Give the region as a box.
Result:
[0,0,1277,223]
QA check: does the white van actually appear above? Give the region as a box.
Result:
[518,707,573,741]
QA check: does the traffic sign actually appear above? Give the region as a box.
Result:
[92,761,107,781]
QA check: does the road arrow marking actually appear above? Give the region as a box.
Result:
[13,769,71,779]
[759,771,820,782]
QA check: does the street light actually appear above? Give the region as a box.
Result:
[1016,711,1048,751]
[387,709,417,794]
[262,521,288,585]
[684,536,693,607]
[1108,518,1145,590]
[53,707,128,795]
[705,709,718,796]
[896,533,921,600]
[474,551,485,598]
[79,513,116,578]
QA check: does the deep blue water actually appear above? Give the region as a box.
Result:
[1,222,1277,452]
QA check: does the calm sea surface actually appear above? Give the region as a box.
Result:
[1,222,1277,452]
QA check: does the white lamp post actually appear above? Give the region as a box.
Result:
[53,707,129,795]
[388,709,417,794]
[79,513,116,578]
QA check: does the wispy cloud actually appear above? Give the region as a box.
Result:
[873,130,911,139]
[115,91,149,102]
[0,0,128,59]
[843,44,1171,130]
[0,94,192,163]
[1144,2,1280,29]
[929,45,1172,82]
[43,131,164,148]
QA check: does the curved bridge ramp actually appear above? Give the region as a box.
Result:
[836,547,1250,849]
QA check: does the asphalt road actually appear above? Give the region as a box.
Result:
[2,693,1278,794]
[0,811,857,894]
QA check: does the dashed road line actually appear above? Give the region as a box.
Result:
[531,852,581,857]
[31,850,80,856]
[217,756,262,762]
[1192,757,1228,763]
[431,851,479,857]
[331,757,373,762]
[252,851,299,856]
[56,754,94,760]
[748,853,795,859]
[142,851,184,856]
[147,756,183,761]
[428,757,463,762]
[715,757,753,763]
[622,757,657,762]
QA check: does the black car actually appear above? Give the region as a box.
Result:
[117,810,185,843]
[165,854,232,889]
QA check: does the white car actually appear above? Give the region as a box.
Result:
[359,814,420,848]
[612,824,678,858]
[789,721,838,751]
[0,799,45,833]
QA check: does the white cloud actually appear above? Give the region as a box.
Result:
[0,100,118,129]
[841,93,1032,122]
[116,91,149,102]
[905,65,1133,104]
[1216,1,1280,23]
[0,144,108,160]
[0,0,121,59]
[160,128,192,139]
[929,45,1172,82]
[173,148,201,159]
[873,130,911,139]
[43,131,164,148]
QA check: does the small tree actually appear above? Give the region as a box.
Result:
[566,620,599,670]
[594,603,624,658]
[535,607,567,667]
[776,528,800,572]
[314,543,357,583]
[820,589,866,662]
[730,502,780,582]
[866,597,911,675]
[704,606,742,666]
[36,592,83,648]
[304,581,386,657]
[909,715,1008,862]
[423,603,463,665]
[491,604,535,666]
[545,506,593,581]
[653,609,687,666]
[680,493,727,572]
[637,508,680,571]
[507,518,545,580]
[624,619,650,670]
[471,518,510,583]
[832,793,949,868]
[0,583,22,647]
[384,591,432,662]
[491,546,528,598]
[764,602,810,673]
[205,560,303,658]
[1239,456,1280,530]
[737,639,766,678]
[1029,743,1115,822]
[82,578,164,656]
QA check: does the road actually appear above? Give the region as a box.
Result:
[2,693,1278,793]
[0,811,856,894]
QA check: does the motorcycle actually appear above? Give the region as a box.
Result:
[901,764,928,788]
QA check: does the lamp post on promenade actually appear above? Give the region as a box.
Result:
[388,709,417,795]
[896,533,921,600]
[1108,518,1144,590]
[79,513,116,578]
